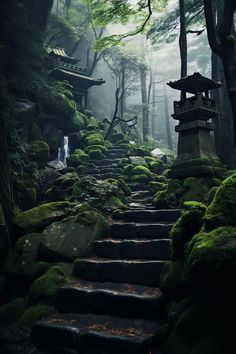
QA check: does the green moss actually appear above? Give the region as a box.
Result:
[132,165,152,177]
[107,196,127,211]
[204,173,236,229]
[88,149,104,160]
[27,140,49,165]
[135,147,151,157]
[130,174,150,183]
[5,233,50,280]
[171,204,206,261]
[18,304,53,328]
[38,212,108,262]
[13,201,72,234]
[207,187,218,204]
[85,133,104,146]
[154,189,178,209]
[160,261,190,300]
[28,266,68,304]
[66,154,83,168]
[111,179,131,196]
[0,298,25,326]
[148,159,164,174]
[149,181,166,193]
[185,226,236,293]
[85,145,108,154]
[54,172,79,189]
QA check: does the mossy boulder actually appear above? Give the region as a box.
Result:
[27,140,50,166]
[5,233,49,280]
[0,298,25,326]
[54,172,79,189]
[129,156,148,166]
[135,147,151,157]
[130,174,150,183]
[109,132,126,144]
[184,226,236,294]
[18,304,53,328]
[85,145,107,154]
[85,133,104,146]
[107,196,128,212]
[45,186,66,202]
[69,111,86,132]
[166,299,224,354]
[160,261,191,300]
[88,149,104,160]
[13,201,72,235]
[38,211,108,262]
[66,154,83,168]
[170,202,207,261]
[147,159,164,174]
[204,173,236,230]
[28,266,68,305]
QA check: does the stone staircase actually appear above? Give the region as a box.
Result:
[31,147,181,354]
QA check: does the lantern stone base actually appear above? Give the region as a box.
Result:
[169,157,226,178]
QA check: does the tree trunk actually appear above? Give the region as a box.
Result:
[152,77,156,139]
[140,65,149,142]
[179,0,187,79]
[164,85,173,150]
[204,0,236,146]
[211,51,222,155]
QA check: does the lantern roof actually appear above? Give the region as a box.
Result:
[167,72,222,94]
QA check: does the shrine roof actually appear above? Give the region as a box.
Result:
[46,46,79,64]
[52,63,105,87]
[167,72,222,93]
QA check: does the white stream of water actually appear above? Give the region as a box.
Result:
[58,136,70,166]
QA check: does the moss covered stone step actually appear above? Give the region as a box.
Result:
[73,257,165,286]
[93,239,170,260]
[95,158,123,167]
[131,191,153,199]
[113,209,181,222]
[106,152,125,159]
[96,166,124,174]
[32,312,161,354]
[127,183,151,191]
[110,222,173,239]
[79,173,123,180]
[55,279,166,320]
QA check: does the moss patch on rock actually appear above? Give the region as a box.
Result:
[13,201,72,235]
[18,304,53,328]
[38,210,108,262]
[0,298,25,326]
[28,266,68,305]
[204,173,236,230]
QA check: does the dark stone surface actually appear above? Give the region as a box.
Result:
[73,257,166,286]
[93,239,170,260]
[110,222,173,239]
[55,279,166,320]
[32,312,161,354]
[113,209,181,222]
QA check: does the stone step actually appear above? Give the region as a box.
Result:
[95,159,123,167]
[127,183,151,191]
[94,239,170,260]
[79,173,123,180]
[113,209,181,222]
[106,152,125,159]
[55,279,166,320]
[97,167,124,174]
[131,191,153,199]
[32,313,161,354]
[110,222,173,239]
[73,257,165,286]
[129,203,156,210]
[131,197,154,204]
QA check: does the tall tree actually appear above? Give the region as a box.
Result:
[140,64,149,142]
[204,0,236,144]
[179,0,187,78]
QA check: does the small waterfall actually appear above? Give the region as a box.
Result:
[58,136,70,166]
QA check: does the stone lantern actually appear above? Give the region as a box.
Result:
[167,72,225,178]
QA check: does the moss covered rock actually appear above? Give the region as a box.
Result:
[204,173,236,230]
[28,266,68,304]
[0,298,25,326]
[27,140,49,165]
[5,233,49,280]
[85,133,104,146]
[18,304,53,328]
[54,172,79,189]
[38,211,108,262]
[185,226,236,294]
[13,201,72,235]
[170,202,206,261]
[88,149,104,160]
